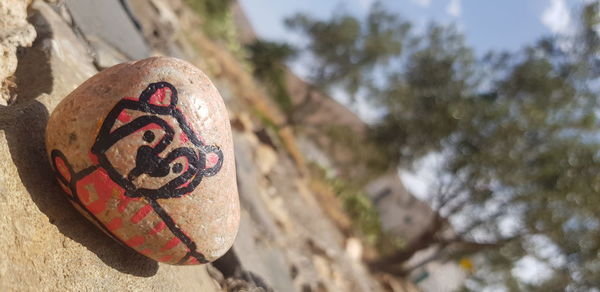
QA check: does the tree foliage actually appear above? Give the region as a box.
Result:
[369,2,600,290]
[249,1,600,288]
[286,3,410,98]
[185,0,234,38]
[279,3,411,126]
[247,40,296,117]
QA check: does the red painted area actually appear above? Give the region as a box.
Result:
[206,152,219,168]
[117,195,135,213]
[87,199,108,215]
[130,204,153,224]
[148,87,172,106]
[186,257,199,265]
[88,151,99,165]
[117,110,132,123]
[160,237,181,251]
[76,168,124,215]
[149,221,166,235]
[179,132,189,143]
[106,217,123,232]
[176,179,191,190]
[140,248,153,255]
[125,236,145,247]
[158,255,173,262]
[54,156,71,182]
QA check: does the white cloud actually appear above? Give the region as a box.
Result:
[446,0,462,18]
[398,152,445,201]
[512,256,554,285]
[357,0,375,10]
[541,0,573,35]
[410,0,432,8]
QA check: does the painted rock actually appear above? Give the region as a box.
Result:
[45,57,239,265]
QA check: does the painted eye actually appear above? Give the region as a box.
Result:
[143,130,155,143]
[172,162,183,174]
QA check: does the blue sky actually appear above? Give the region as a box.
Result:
[239,0,579,55]
[239,0,582,122]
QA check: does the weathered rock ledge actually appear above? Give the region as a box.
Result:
[0,1,220,290]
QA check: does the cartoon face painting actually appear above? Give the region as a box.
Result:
[50,82,223,265]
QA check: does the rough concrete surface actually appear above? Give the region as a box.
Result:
[0,1,219,291]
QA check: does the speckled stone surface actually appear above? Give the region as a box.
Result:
[45,56,239,265]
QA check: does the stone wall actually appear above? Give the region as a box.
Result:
[0,0,36,105]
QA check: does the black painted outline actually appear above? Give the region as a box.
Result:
[147,198,208,264]
[91,82,223,199]
[50,82,224,265]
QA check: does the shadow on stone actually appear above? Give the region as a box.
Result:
[0,23,158,277]
[212,249,274,292]
[12,44,52,106]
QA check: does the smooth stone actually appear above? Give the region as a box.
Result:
[45,56,239,265]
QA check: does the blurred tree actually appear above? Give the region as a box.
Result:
[185,0,233,38]
[185,0,245,57]
[370,2,600,290]
[247,40,297,119]
[283,2,411,125]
